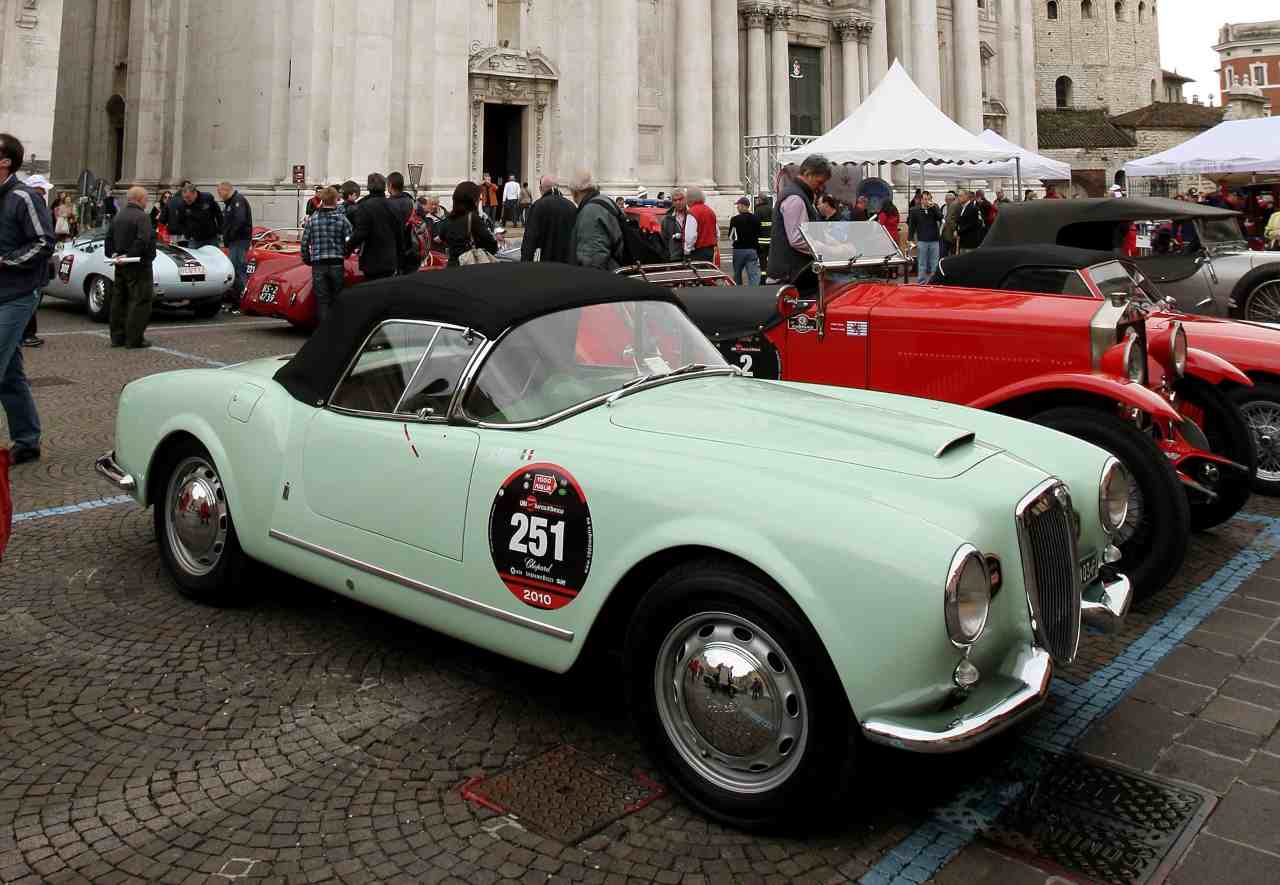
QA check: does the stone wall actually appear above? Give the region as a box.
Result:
[0,0,65,172]
[1034,0,1162,115]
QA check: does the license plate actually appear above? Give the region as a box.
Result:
[1079,551,1101,587]
[259,283,279,304]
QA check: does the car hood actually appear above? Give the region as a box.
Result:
[608,376,1001,479]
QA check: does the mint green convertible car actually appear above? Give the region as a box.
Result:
[97,264,1132,827]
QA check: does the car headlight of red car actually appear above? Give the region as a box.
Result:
[945,544,991,647]
[1147,321,1187,380]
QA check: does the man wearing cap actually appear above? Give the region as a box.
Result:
[729,197,762,285]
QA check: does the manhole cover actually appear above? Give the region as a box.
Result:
[981,747,1214,885]
[461,745,667,843]
[28,377,74,388]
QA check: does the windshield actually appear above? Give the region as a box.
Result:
[800,221,903,263]
[463,300,728,425]
[1200,217,1247,248]
[1088,261,1163,304]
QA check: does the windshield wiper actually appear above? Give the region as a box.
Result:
[606,363,719,406]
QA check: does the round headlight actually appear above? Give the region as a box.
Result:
[1124,333,1146,383]
[1099,457,1131,535]
[945,545,991,647]
[1171,322,1187,378]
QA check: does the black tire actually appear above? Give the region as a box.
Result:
[1175,377,1256,530]
[86,275,112,323]
[1232,271,1280,323]
[624,557,856,829]
[152,439,249,605]
[193,301,222,320]
[1034,407,1190,599]
[1229,381,1280,497]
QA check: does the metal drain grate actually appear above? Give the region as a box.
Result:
[980,747,1214,885]
[461,746,667,843]
[28,377,75,389]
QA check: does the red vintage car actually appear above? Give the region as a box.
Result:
[241,227,446,328]
[664,223,1257,600]
[933,244,1280,497]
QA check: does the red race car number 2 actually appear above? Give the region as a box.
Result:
[489,464,593,611]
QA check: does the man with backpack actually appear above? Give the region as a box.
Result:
[569,170,624,271]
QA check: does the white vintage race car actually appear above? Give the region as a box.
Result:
[43,233,235,322]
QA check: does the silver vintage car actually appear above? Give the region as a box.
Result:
[984,197,1280,322]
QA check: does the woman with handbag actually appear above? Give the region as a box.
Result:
[53,193,77,242]
[434,181,498,267]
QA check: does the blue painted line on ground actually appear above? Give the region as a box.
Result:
[860,514,1280,884]
[12,495,135,524]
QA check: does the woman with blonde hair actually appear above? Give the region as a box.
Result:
[53,193,77,241]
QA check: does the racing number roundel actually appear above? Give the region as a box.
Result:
[489,464,593,611]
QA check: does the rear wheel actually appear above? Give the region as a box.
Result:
[1034,407,1190,599]
[1230,381,1280,497]
[1175,377,1256,529]
[624,558,855,829]
[86,275,111,323]
[1240,276,1280,323]
[153,439,248,604]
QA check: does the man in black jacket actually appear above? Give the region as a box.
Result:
[907,191,943,283]
[105,186,157,349]
[174,183,222,247]
[520,176,577,264]
[217,181,253,312]
[346,173,406,281]
[385,172,419,273]
[0,133,53,463]
[954,190,985,253]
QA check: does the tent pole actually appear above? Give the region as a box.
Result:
[1016,157,1023,201]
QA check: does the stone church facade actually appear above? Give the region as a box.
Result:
[0,0,65,173]
[51,1,1040,226]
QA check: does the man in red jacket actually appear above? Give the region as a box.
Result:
[686,187,719,263]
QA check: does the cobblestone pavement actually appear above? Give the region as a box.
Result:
[2,301,1279,884]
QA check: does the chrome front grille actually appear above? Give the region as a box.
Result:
[1016,481,1082,664]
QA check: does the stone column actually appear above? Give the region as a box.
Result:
[835,20,863,117]
[998,0,1021,144]
[599,0,639,189]
[744,7,769,136]
[769,8,791,137]
[123,0,178,183]
[676,0,715,186]
[712,0,742,190]
[953,0,983,132]
[885,0,911,71]
[858,24,872,102]
[867,0,889,91]
[1018,0,1039,150]
[909,0,941,105]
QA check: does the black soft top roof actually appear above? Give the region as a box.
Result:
[674,284,787,342]
[933,245,1118,291]
[274,263,678,406]
[985,197,1239,249]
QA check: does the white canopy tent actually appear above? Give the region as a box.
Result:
[1124,117,1280,178]
[928,130,1071,182]
[779,61,1015,167]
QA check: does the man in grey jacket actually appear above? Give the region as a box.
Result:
[568,170,623,271]
[105,186,158,349]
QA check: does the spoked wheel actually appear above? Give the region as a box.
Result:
[86,276,112,323]
[1230,382,1280,497]
[154,440,247,603]
[1242,278,1280,323]
[1173,378,1256,530]
[626,558,856,829]
[1034,407,1190,599]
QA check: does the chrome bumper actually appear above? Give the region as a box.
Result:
[1082,573,1132,633]
[95,451,136,493]
[860,645,1052,754]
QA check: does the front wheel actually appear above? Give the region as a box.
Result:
[154,440,248,604]
[1034,407,1190,599]
[1175,377,1256,529]
[86,275,112,323]
[193,301,221,320]
[625,558,856,829]
[1229,381,1280,497]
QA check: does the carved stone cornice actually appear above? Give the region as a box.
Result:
[467,46,559,81]
[741,3,771,29]
[16,0,38,28]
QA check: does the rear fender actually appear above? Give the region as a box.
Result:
[1185,347,1252,387]
[969,373,1181,422]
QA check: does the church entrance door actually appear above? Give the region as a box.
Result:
[483,104,525,187]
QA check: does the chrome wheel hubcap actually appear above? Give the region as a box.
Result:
[1245,281,1280,323]
[165,456,228,577]
[654,612,807,795]
[88,279,106,314]
[1240,400,1280,483]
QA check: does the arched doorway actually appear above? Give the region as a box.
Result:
[106,94,126,184]
[1055,76,1073,109]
